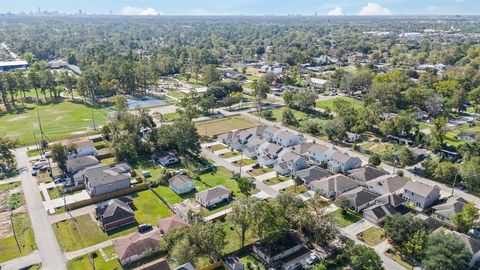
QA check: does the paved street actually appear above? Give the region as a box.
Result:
[14,148,67,270]
[0,251,41,270]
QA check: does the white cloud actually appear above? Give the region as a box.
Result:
[120,6,161,16]
[358,3,392,16]
[327,6,343,16]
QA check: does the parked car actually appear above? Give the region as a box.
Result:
[287,262,303,270]
[252,163,260,169]
[32,162,45,170]
[31,169,37,176]
[54,178,66,185]
[306,254,319,265]
[137,224,153,233]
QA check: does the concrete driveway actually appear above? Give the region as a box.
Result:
[342,219,375,239]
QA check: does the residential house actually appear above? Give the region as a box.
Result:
[337,187,380,212]
[224,256,244,270]
[95,197,135,232]
[274,150,309,175]
[432,196,469,226]
[403,181,440,210]
[366,175,409,195]
[257,143,283,167]
[309,174,362,199]
[222,70,247,81]
[274,130,303,147]
[253,230,303,264]
[66,155,99,174]
[415,213,443,232]
[363,194,409,224]
[294,166,331,185]
[196,185,232,208]
[157,215,188,235]
[132,258,170,270]
[290,142,315,156]
[168,175,195,195]
[438,149,461,162]
[327,152,362,173]
[173,263,195,270]
[172,199,201,223]
[153,151,179,167]
[259,65,283,75]
[262,126,281,142]
[347,166,385,183]
[345,132,361,143]
[243,136,266,158]
[307,78,330,90]
[68,140,97,159]
[386,135,414,147]
[445,230,480,267]
[113,230,162,265]
[84,163,132,196]
[307,144,336,166]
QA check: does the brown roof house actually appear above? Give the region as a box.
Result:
[95,196,135,232]
[132,258,170,270]
[157,215,188,234]
[113,230,162,265]
[196,185,232,208]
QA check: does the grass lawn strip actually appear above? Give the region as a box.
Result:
[357,227,385,246]
[332,209,363,228]
[232,158,256,167]
[66,250,121,270]
[132,190,172,225]
[0,182,21,191]
[207,144,228,151]
[219,151,241,159]
[264,175,289,186]
[248,167,273,176]
[0,213,37,263]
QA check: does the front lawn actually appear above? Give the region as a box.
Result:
[207,144,228,152]
[195,116,259,137]
[248,167,273,176]
[0,181,21,191]
[282,184,306,195]
[357,227,385,246]
[264,175,290,186]
[220,151,241,159]
[66,250,121,270]
[332,209,363,228]
[0,213,37,263]
[232,158,256,167]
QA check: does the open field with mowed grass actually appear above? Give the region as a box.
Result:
[0,213,37,263]
[154,166,241,205]
[195,115,259,137]
[53,190,171,251]
[0,101,109,144]
[315,96,363,111]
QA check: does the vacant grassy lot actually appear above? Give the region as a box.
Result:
[315,96,363,112]
[223,221,258,254]
[54,190,170,251]
[232,158,256,167]
[0,213,37,263]
[66,250,121,270]
[154,112,182,122]
[253,107,309,123]
[195,115,259,137]
[357,227,385,246]
[0,101,109,144]
[332,209,363,228]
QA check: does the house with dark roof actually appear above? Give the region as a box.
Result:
[363,194,409,224]
[337,187,380,212]
[403,181,440,210]
[173,262,195,270]
[222,70,247,81]
[327,152,361,173]
[458,132,478,142]
[432,196,469,225]
[274,150,309,175]
[113,230,162,265]
[95,197,135,232]
[309,174,362,199]
[66,155,99,174]
[366,175,409,195]
[348,166,385,182]
[196,185,232,208]
[157,215,188,234]
[168,175,195,195]
[84,163,132,196]
[132,258,170,270]
[294,166,331,185]
[253,230,304,264]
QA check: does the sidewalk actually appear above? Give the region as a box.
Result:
[0,251,41,270]
[64,239,113,260]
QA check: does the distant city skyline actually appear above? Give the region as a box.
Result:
[1,0,480,16]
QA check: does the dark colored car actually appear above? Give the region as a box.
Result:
[287,262,303,270]
[137,224,153,233]
[252,163,260,169]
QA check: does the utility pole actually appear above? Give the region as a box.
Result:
[451,173,458,196]
[90,84,97,131]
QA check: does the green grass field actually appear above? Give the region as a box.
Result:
[232,158,256,167]
[0,213,37,263]
[0,181,21,191]
[219,151,241,159]
[53,190,171,251]
[333,209,363,228]
[195,116,259,137]
[253,107,309,123]
[248,167,273,176]
[154,166,241,205]
[357,227,385,246]
[207,144,228,151]
[0,101,110,145]
[315,96,363,112]
[66,250,121,270]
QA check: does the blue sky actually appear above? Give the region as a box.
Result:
[1,0,479,15]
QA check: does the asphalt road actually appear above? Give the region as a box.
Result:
[14,148,67,270]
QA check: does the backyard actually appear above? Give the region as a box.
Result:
[332,209,363,228]
[0,100,109,145]
[53,190,171,251]
[195,115,259,137]
[0,213,37,263]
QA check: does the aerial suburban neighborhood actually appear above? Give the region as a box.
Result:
[1,1,480,270]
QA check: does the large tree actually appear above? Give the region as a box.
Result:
[346,244,384,270]
[227,197,254,248]
[423,233,472,270]
[384,214,426,252]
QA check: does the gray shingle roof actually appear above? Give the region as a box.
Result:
[348,166,385,182]
[168,174,193,188]
[432,196,469,220]
[85,163,131,187]
[295,166,331,183]
[368,175,409,194]
[339,187,380,207]
[310,174,362,194]
[66,155,99,172]
[404,181,439,197]
[196,185,231,202]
